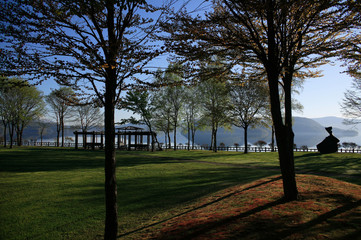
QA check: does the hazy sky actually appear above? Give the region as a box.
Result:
[294,63,353,119]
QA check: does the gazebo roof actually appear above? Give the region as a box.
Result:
[116,126,144,131]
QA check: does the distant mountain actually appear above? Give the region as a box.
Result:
[312,116,351,129]
[185,117,358,148]
[0,122,86,142]
[1,116,359,147]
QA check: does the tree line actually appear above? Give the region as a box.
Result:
[121,59,272,153]
[1,0,360,239]
[0,79,103,148]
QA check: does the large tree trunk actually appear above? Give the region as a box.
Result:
[104,73,118,240]
[267,71,298,201]
[213,127,218,153]
[266,0,298,201]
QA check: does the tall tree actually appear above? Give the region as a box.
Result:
[229,78,269,153]
[182,86,202,150]
[46,87,75,147]
[0,1,166,238]
[37,120,49,147]
[154,63,184,150]
[162,0,351,201]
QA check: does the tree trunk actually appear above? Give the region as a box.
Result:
[187,120,190,151]
[267,71,298,201]
[271,125,275,152]
[213,127,218,153]
[191,127,195,150]
[3,121,7,147]
[173,124,177,151]
[265,0,298,201]
[104,73,118,240]
[8,123,14,149]
[243,124,248,154]
[61,116,64,147]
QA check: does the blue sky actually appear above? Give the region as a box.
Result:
[36,58,353,122]
[12,0,356,121]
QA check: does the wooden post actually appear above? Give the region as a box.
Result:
[147,134,150,151]
[101,132,104,149]
[128,134,131,151]
[117,132,120,149]
[92,131,96,150]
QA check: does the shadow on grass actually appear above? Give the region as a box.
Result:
[0,148,183,172]
[276,199,361,240]
[118,176,282,238]
[0,148,104,172]
[145,178,361,240]
[294,152,361,185]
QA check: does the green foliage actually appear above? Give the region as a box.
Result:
[0,77,45,146]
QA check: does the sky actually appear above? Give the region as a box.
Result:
[8,0,356,122]
[35,57,354,122]
[293,62,353,119]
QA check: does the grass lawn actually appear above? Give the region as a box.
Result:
[0,148,360,239]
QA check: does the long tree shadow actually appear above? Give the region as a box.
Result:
[118,176,282,238]
[275,199,361,240]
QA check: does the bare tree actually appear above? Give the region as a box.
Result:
[229,78,269,154]
[74,104,103,132]
[37,120,49,146]
[46,87,75,147]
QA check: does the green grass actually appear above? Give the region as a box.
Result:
[0,148,360,239]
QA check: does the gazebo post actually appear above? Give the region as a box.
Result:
[128,133,131,151]
[147,134,150,151]
[101,132,104,149]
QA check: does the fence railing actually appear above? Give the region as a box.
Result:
[174,145,361,153]
[1,141,361,153]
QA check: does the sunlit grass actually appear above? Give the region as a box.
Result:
[0,147,360,239]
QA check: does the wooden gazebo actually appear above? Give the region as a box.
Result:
[73,126,156,151]
[116,126,157,151]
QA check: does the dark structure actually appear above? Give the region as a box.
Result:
[73,126,157,151]
[316,127,340,154]
[115,126,157,151]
